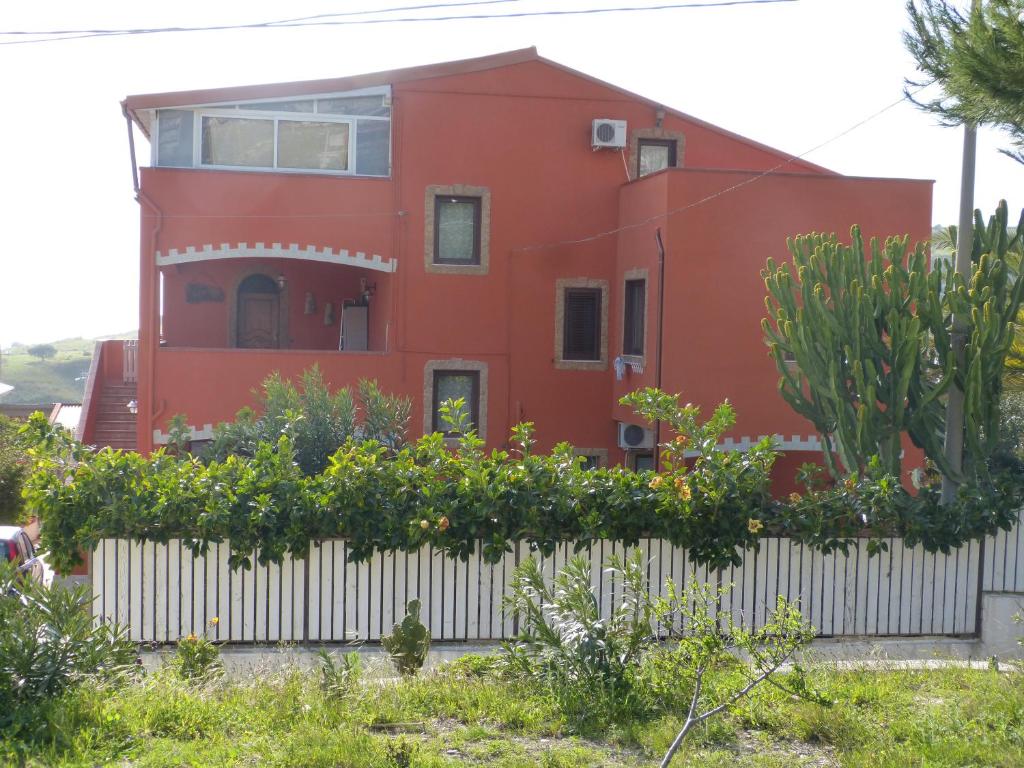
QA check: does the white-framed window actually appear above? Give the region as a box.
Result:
[153,87,391,177]
[198,110,354,173]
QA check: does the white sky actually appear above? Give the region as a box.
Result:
[0,0,1019,347]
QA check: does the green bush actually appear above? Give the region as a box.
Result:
[200,366,411,475]
[21,385,1024,577]
[1002,391,1024,458]
[0,415,28,525]
[317,649,362,698]
[502,549,658,726]
[171,618,223,682]
[0,561,137,734]
[501,547,818,751]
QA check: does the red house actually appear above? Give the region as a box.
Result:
[79,48,932,487]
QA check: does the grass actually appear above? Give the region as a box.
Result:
[3,656,1023,767]
[0,336,111,404]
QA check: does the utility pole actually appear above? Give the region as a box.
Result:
[941,0,981,505]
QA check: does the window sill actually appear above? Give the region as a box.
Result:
[152,165,391,180]
[555,357,607,372]
[424,261,488,276]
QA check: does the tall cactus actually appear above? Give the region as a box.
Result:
[763,206,1024,481]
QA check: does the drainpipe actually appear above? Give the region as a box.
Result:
[654,228,666,469]
[124,107,140,195]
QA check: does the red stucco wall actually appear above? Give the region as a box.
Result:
[113,54,932,490]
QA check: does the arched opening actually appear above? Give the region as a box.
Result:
[236,274,281,348]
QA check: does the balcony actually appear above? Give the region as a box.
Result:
[159,254,394,354]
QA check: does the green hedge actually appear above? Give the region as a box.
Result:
[21,391,1024,576]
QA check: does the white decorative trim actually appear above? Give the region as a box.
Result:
[153,423,214,445]
[682,434,823,458]
[155,242,397,273]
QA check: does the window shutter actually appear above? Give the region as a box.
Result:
[564,288,601,360]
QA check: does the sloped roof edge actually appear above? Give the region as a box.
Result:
[122,46,831,173]
[122,47,542,134]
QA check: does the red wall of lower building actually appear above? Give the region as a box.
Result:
[609,169,932,486]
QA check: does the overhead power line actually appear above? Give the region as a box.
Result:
[0,0,521,36]
[0,0,798,46]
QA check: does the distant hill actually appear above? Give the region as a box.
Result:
[0,334,135,405]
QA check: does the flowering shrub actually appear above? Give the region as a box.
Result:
[172,617,222,681]
[19,387,1023,576]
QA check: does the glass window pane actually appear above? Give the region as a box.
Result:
[157,110,194,167]
[624,279,645,355]
[436,199,478,263]
[238,99,315,112]
[201,116,274,167]
[318,95,390,117]
[356,119,390,176]
[278,120,350,170]
[634,453,655,472]
[435,373,476,430]
[639,143,671,177]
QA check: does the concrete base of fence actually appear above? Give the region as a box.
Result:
[134,595,1024,676]
[977,592,1024,657]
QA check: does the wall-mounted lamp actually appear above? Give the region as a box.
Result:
[276,274,287,290]
[126,399,138,415]
[359,277,376,304]
[304,292,316,315]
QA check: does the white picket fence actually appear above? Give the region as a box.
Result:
[89,527,1024,643]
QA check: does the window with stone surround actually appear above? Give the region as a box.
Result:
[574,447,609,470]
[554,278,608,371]
[637,138,676,177]
[628,128,684,181]
[424,185,491,275]
[423,359,488,439]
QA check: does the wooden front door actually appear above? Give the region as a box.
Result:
[237,291,280,348]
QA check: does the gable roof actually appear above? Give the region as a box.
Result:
[123,47,831,174]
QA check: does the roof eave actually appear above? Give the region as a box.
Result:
[123,46,539,119]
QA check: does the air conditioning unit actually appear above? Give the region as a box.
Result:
[618,422,654,450]
[592,118,627,149]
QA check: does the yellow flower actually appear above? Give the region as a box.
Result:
[420,519,430,530]
[678,483,692,502]
[438,516,450,532]
[674,476,686,490]
[674,435,688,447]
[185,633,197,642]
[788,492,802,503]
[844,477,856,491]
[648,475,664,489]
[210,616,219,626]
[748,519,764,534]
